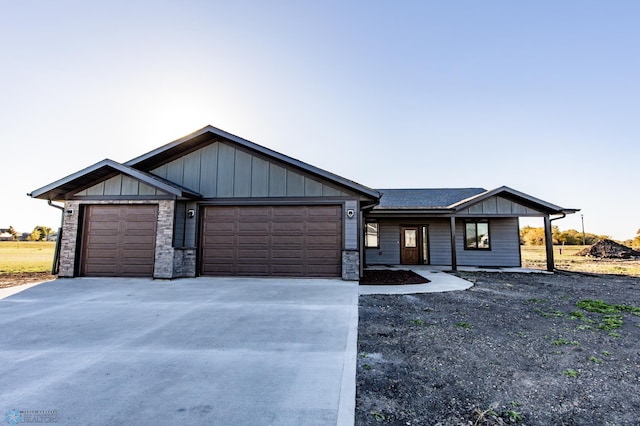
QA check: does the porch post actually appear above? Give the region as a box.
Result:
[450,216,457,271]
[544,215,555,272]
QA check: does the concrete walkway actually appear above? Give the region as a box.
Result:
[0,277,358,426]
[359,266,474,295]
[360,265,551,295]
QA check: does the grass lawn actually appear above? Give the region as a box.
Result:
[521,245,640,276]
[0,241,56,273]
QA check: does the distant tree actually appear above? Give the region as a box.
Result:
[519,226,558,245]
[27,229,41,241]
[521,226,609,246]
[33,226,53,241]
[633,229,640,248]
[7,226,18,240]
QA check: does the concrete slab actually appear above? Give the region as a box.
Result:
[0,277,358,425]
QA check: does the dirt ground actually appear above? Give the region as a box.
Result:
[0,272,56,288]
[356,271,640,425]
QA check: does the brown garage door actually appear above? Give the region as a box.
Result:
[201,205,342,277]
[80,205,158,277]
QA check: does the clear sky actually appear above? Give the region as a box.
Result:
[1,1,638,240]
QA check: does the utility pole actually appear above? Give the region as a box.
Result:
[581,214,586,246]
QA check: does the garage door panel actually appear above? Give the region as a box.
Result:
[81,205,157,277]
[201,205,342,277]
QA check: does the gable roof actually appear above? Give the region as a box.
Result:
[28,159,202,201]
[451,186,578,215]
[125,125,380,199]
[372,186,578,215]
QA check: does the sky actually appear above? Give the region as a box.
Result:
[1,1,638,240]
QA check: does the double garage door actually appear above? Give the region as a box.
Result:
[201,205,342,277]
[79,204,342,278]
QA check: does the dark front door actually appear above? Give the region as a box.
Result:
[400,226,420,264]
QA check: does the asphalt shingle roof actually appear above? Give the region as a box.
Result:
[374,188,486,209]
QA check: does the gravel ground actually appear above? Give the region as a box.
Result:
[356,271,640,425]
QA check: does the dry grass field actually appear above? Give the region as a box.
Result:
[521,245,640,276]
[0,241,55,273]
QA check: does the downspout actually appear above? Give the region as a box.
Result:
[47,200,65,275]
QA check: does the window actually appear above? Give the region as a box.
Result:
[465,220,490,250]
[365,221,379,248]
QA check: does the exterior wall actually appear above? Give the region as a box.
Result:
[57,199,177,279]
[365,217,521,268]
[456,217,521,267]
[75,174,161,196]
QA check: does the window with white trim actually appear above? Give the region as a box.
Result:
[365,221,379,248]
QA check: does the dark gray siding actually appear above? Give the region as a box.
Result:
[150,141,350,198]
[365,221,400,264]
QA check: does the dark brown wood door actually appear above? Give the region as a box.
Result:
[80,205,158,277]
[201,205,342,277]
[400,226,420,264]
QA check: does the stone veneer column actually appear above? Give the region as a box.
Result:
[342,250,360,281]
[58,200,80,277]
[153,200,175,279]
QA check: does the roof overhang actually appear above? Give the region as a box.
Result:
[28,159,202,201]
[450,186,579,215]
[125,125,381,200]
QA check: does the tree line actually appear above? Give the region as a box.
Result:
[520,226,640,248]
[3,225,54,241]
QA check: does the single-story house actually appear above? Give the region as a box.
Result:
[29,125,578,280]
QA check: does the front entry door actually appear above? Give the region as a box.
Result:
[401,226,420,264]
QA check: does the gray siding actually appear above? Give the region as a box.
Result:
[75,174,161,197]
[150,141,351,198]
[457,217,520,267]
[344,200,358,249]
[429,221,453,265]
[365,217,521,267]
[365,221,400,264]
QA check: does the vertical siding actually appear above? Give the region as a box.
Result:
[103,175,122,195]
[147,141,350,199]
[268,163,287,196]
[344,200,358,249]
[121,175,139,195]
[233,150,252,197]
[198,143,218,197]
[251,157,269,197]
[182,150,202,193]
[457,217,520,267]
[216,143,235,197]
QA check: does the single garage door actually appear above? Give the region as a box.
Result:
[80,205,158,277]
[201,205,342,277]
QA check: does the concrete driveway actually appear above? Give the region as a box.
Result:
[0,277,358,425]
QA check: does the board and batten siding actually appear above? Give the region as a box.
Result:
[150,141,350,199]
[458,196,542,216]
[75,174,163,197]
